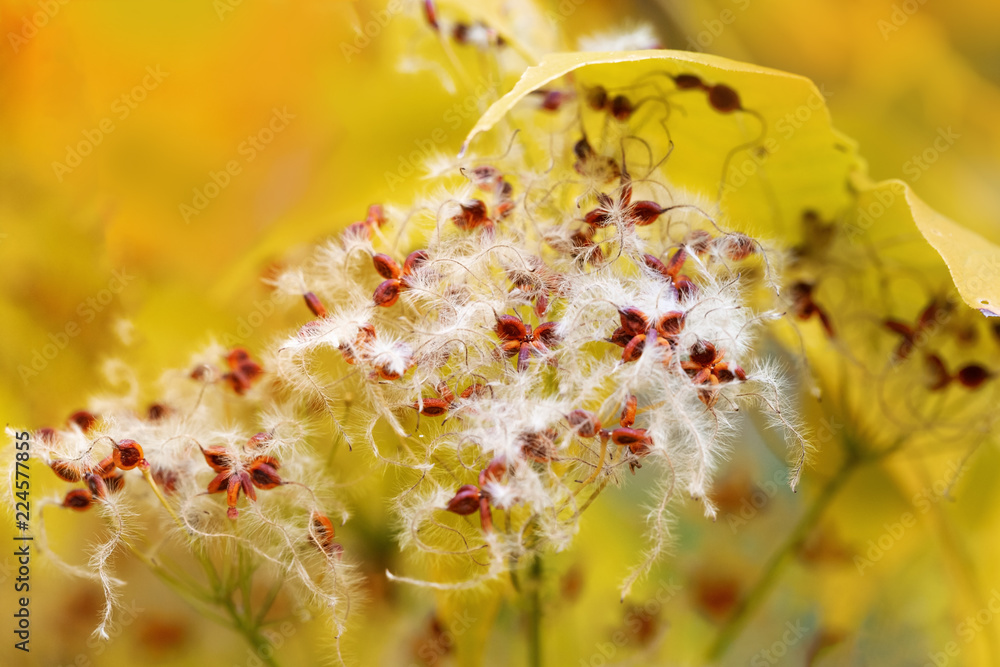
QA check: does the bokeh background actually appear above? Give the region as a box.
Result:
[3,0,1000,665]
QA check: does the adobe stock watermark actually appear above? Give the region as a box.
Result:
[878,0,932,40]
[383,74,500,192]
[214,0,244,21]
[727,417,842,533]
[902,127,959,182]
[219,292,285,349]
[844,126,959,243]
[179,107,294,223]
[749,617,811,666]
[683,0,752,53]
[17,268,135,385]
[236,620,297,667]
[544,0,587,28]
[854,458,962,575]
[578,578,681,667]
[843,181,906,243]
[7,0,72,54]
[924,589,1000,667]
[340,0,405,62]
[720,84,833,197]
[51,65,169,182]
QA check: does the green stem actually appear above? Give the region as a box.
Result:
[527,555,543,667]
[225,600,281,667]
[705,461,855,662]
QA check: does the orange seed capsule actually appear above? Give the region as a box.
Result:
[113,439,144,470]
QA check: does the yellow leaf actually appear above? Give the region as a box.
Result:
[464,49,998,315]
[903,182,1000,317]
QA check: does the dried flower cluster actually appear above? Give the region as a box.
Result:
[270,37,808,603]
[8,3,822,656]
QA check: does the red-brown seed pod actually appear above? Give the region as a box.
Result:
[574,137,594,161]
[674,74,704,90]
[206,470,229,494]
[733,366,747,382]
[519,429,557,462]
[610,95,633,120]
[567,409,601,438]
[310,511,335,543]
[620,396,638,429]
[479,456,507,487]
[226,367,261,394]
[445,485,481,515]
[224,349,263,394]
[225,475,243,520]
[200,446,230,472]
[610,427,652,452]
[227,348,251,370]
[146,403,170,421]
[373,253,401,280]
[85,472,109,500]
[63,488,94,511]
[718,233,755,261]
[403,249,430,276]
[688,229,714,254]
[642,254,670,279]
[586,86,608,110]
[496,314,528,341]
[655,311,686,338]
[309,511,343,557]
[479,496,494,532]
[665,248,688,278]
[619,307,650,336]
[630,200,664,226]
[247,432,272,450]
[304,291,328,318]
[690,340,718,367]
[622,334,646,363]
[50,460,83,482]
[707,84,741,113]
[68,410,98,432]
[585,207,613,228]
[95,454,116,477]
[956,364,991,389]
[248,457,283,490]
[240,470,257,501]
[452,200,490,230]
[459,383,490,400]
[537,89,568,111]
[414,397,450,417]
[675,277,699,299]
[532,321,560,349]
[373,279,402,307]
[113,439,144,470]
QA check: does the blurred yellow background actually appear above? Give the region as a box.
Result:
[3,0,1000,665]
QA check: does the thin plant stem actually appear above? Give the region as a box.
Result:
[705,459,855,662]
[527,554,543,667]
[223,594,281,667]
